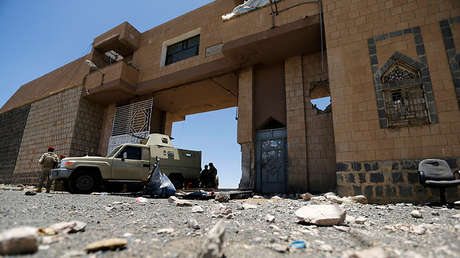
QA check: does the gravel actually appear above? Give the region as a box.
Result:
[0,190,460,257]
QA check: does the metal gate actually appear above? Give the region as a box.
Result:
[255,128,287,193]
[108,99,153,154]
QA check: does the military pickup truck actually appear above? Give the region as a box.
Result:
[50,134,202,194]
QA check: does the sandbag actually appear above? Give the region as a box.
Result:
[144,164,176,197]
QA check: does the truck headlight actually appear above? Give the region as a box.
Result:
[60,160,74,168]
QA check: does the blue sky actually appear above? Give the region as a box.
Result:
[0,0,245,188]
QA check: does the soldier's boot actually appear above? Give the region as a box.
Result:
[45,179,51,193]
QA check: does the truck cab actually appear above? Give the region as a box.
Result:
[50,134,201,194]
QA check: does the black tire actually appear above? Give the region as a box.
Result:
[169,174,184,190]
[70,173,96,194]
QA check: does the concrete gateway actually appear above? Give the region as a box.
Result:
[1,0,459,203]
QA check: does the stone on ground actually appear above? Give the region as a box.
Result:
[176,200,193,207]
[349,195,368,204]
[265,214,275,223]
[301,193,314,201]
[242,203,257,210]
[192,205,205,213]
[295,205,346,226]
[85,238,127,253]
[168,196,180,203]
[198,220,225,258]
[49,221,86,234]
[0,227,39,255]
[411,210,422,218]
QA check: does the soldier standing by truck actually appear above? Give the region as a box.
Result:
[208,163,218,188]
[36,146,60,193]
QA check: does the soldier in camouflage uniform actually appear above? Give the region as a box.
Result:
[37,146,60,193]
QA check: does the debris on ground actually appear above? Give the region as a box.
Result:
[198,220,225,258]
[85,238,127,253]
[135,197,148,203]
[295,205,346,226]
[25,191,37,196]
[289,241,306,249]
[0,227,39,255]
[192,205,205,213]
[215,192,230,203]
[47,221,86,234]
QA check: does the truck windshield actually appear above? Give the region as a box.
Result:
[107,146,122,157]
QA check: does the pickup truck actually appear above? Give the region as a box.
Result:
[50,134,202,194]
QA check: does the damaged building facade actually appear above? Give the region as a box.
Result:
[1,0,459,202]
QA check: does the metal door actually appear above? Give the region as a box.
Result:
[255,128,287,193]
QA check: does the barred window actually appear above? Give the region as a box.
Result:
[383,85,429,128]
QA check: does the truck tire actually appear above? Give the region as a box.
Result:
[70,173,96,194]
[169,174,184,190]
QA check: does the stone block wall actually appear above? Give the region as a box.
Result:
[324,0,460,201]
[336,158,460,203]
[285,56,308,192]
[0,105,30,184]
[303,53,336,193]
[70,97,104,156]
[13,87,83,184]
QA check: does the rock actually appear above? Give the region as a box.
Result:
[265,214,275,223]
[269,225,280,231]
[326,195,343,204]
[25,191,36,196]
[215,192,230,203]
[300,193,314,201]
[176,200,193,207]
[342,247,389,258]
[198,220,225,258]
[242,203,257,210]
[157,228,175,234]
[345,216,356,224]
[324,192,337,197]
[85,238,127,253]
[349,195,368,204]
[431,211,440,216]
[454,200,460,208]
[271,196,282,200]
[135,197,148,203]
[192,205,204,213]
[269,243,289,253]
[105,206,114,212]
[168,196,179,203]
[252,195,264,199]
[411,210,422,218]
[333,225,350,232]
[295,205,346,226]
[38,228,57,236]
[49,221,86,234]
[0,227,38,255]
[355,216,367,224]
[62,250,86,257]
[412,225,426,235]
[319,244,333,252]
[188,219,200,230]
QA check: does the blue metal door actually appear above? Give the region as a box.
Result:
[255,128,287,193]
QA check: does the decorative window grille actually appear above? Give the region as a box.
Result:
[381,62,430,128]
[108,99,153,154]
[112,99,153,136]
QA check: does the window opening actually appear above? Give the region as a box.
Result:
[311,96,331,113]
[165,35,200,65]
[310,80,331,114]
[117,146,142,160]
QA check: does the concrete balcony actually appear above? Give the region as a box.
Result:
[85,61,139,104]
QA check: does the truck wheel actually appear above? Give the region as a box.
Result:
[169,174,184,190]
[70,173,96,194]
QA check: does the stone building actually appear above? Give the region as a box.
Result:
[1,0,459,202]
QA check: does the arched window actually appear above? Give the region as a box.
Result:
[375,52,435,128]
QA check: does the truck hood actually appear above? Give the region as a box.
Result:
[63,156,110,162]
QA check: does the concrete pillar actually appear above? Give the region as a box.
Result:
[237,67,255,189]
[285,56,308,193]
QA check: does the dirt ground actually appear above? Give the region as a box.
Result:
[0,188,460,257]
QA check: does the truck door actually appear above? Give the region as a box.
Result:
[112,146,151,181]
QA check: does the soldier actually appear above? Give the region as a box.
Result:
[208,163,218,189]
[36,146,60,193]
[199,165,210,188]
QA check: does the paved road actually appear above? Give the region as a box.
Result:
[0,189,460,257]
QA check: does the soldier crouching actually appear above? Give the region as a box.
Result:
[36,146,60,193]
